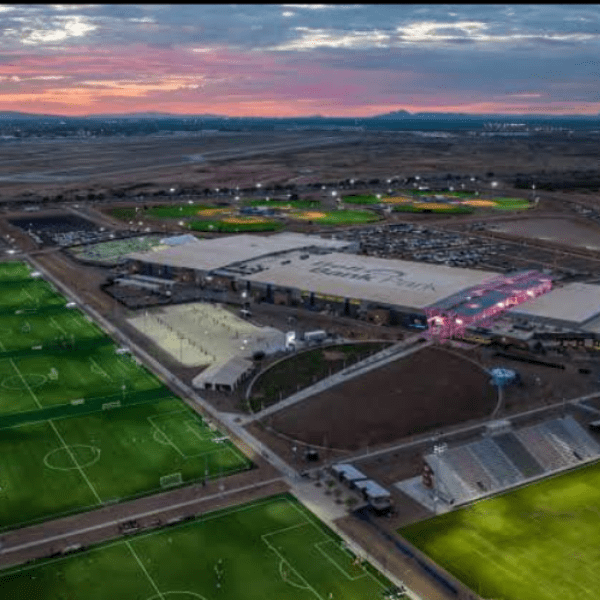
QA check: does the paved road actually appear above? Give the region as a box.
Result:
[22,254,423,599]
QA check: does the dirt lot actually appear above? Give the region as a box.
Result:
[261,345,497,452]
[1,130,600,204]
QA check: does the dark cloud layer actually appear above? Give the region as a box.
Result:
[0,4,598,115]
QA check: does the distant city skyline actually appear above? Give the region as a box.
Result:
[1,5,599,117]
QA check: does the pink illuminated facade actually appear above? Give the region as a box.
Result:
[425,270,553,341]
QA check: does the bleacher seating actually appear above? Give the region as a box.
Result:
[516,426,573,471]
[548,416,600,459]
[423,416,600,508]
[443,446,496,493]
[493,432,544,478]
[468,437,523,487]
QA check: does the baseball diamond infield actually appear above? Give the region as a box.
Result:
[263,346,497,451]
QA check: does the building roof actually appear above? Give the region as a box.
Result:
[126,233,350,272]
[354,479,391,499]
[192,356,254,388]
[331,463,367,481]
[510,282,600,325]
[244,251,497,309]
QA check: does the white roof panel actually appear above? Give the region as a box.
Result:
[246,252,497,309]
[126,233,350,272]
[510,282,600,324]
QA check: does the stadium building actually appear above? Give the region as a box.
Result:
[124,232,501,327]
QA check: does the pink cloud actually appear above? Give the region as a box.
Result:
[0,44,597,116]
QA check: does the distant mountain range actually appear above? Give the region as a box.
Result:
[0,109,597,120]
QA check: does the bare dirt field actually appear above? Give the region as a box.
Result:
[262,345,497,452]
[490,215,600,250]
[1,131,600,203]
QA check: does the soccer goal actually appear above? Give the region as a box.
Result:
[160,472,183,488]
[102,400,121,411]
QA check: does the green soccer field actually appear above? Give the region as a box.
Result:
[0,307,107,354]
[0,343,166,415]
[0,278,66,314]
[0,397,252,531]
[0,494,397,600]
[399,461,600,600]
[0,260,33,282]
[0,262,253,531]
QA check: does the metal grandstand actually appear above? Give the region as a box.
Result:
[400,415,600,512]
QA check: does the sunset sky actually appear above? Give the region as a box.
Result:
[1,4,599,117]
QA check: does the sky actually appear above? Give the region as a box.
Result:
[1,4,599,117]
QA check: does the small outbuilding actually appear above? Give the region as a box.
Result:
[354,479,392,513]
[192,356,254,392]
[330,463,368,488]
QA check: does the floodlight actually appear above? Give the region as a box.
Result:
[170,188,176,192]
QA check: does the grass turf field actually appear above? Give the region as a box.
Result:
[243,198,321,208]
[0,397,251,531]
[342,194,380,204]
[399,461,600,600]
[0,494,397,600]
[292,209,380,225]
[188,218,282,232]
[491,197,531,210]
[0,262,252,530]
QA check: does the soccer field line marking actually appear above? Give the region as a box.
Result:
[88,356,113,381]
[126,541,166,600]
[147,417,187,457]
[314,540,368,581]
[49,315,67,337]
[284,498,387,590]
[261,533,324,599]
[184,420,215,442]
[0,489,284,565]
[262,521,311,539]
[279,559,310,590]
[47,419,103,505]
[8,357,43,410]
